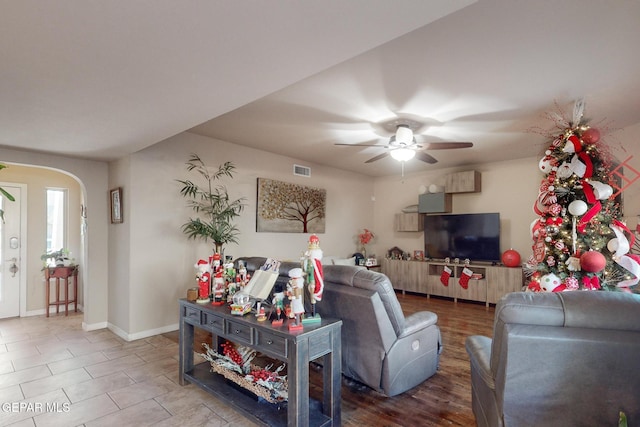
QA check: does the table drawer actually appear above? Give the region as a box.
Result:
[202,312,224,334]
[255,330,287,358]
[225,320,253,345]
[183,305,201,324]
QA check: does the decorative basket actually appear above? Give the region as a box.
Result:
[202,342,288,404]
[209,361,288,404]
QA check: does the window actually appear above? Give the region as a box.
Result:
[46,189,67,253]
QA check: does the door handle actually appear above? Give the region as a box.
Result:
[6,258,18,277]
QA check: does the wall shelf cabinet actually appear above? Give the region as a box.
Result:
[394,213,424,232]
[382,259,523,306]
[445,170,481,193]
[418,193,452,213]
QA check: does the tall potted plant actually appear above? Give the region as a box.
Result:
[177,154,246,255]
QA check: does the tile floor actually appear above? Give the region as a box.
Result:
[0,312,258,427]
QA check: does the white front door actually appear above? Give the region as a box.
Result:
[0,185,24,318]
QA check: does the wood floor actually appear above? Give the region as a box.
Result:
[328,293,494,427]
[177,292,495,427]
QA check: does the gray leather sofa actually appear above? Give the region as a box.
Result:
[236,257,442,397]
[466,291,640,427]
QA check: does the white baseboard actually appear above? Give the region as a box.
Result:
[82,321,108,331]
[20,307,178,342]
[107,322,179,342]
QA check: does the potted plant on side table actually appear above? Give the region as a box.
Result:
[41,248,74,268]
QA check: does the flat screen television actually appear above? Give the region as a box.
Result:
[424,213,501,262]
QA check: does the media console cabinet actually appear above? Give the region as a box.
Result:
[178,299,342,427]
[382,258,524,306]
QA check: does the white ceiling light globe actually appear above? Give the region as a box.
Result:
[390,148,416,161]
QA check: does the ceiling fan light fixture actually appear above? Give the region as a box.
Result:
[395,124,413,144]
[390,147,416,162]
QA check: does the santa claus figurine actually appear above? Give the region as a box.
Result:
[195,259,211,303]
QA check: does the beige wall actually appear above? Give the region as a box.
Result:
[108,131,375,338]
[107,156,131,336]
[371,157,540,263]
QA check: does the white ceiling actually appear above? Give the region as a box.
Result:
[2,0,640,177]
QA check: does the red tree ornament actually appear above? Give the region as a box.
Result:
[580,251,607,273]
[582,127,600,144]
[501,249,521,267]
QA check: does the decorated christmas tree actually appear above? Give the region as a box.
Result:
[526,100,640,293]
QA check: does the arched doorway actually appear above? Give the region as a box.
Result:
[0,163,85,318]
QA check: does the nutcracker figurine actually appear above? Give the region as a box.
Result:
[212,271,225,305]
[303,234,324,324]
[211,253,222,273]
[195,259,211,304]
[287,267,305,331]
[271,291,285,326]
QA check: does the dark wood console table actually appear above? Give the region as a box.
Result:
[44,266,78,317]
[178,299,342,427]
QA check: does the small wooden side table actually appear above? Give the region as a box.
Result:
[45,266,78,317]
[365,263,381,272]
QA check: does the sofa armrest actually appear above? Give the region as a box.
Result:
[465,335,494,390]
[398,311,438,339]
[384,318,441,396]
[466,335,501,427]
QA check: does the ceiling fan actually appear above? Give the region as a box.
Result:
[335,118,473,164]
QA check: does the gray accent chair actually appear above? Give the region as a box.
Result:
[237,257,442,397]
[466,291,640,427]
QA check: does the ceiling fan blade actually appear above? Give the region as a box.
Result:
[365,152,390,163]
[334,143,387,147]
[415,151,438,164]
[420,142,473,150]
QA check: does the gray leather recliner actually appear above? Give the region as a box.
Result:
[236,257,442,396]
[317,264,442,396]
[466,291,640,427]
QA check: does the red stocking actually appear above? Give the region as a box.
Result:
[459,267,473,289]
[440,266,452,286]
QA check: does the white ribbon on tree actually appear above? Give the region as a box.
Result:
[609,224,640,288]
[556,154,587,179]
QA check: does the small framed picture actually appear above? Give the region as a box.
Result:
[110,187,123,224]
[414,250,424,261]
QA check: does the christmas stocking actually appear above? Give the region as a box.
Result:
[459,267,473,289]
[440,266,452,286]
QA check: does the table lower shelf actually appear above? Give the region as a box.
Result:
[184,362,331,427]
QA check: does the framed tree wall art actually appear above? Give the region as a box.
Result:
[256,178,326,233]
[110,187,123,224]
